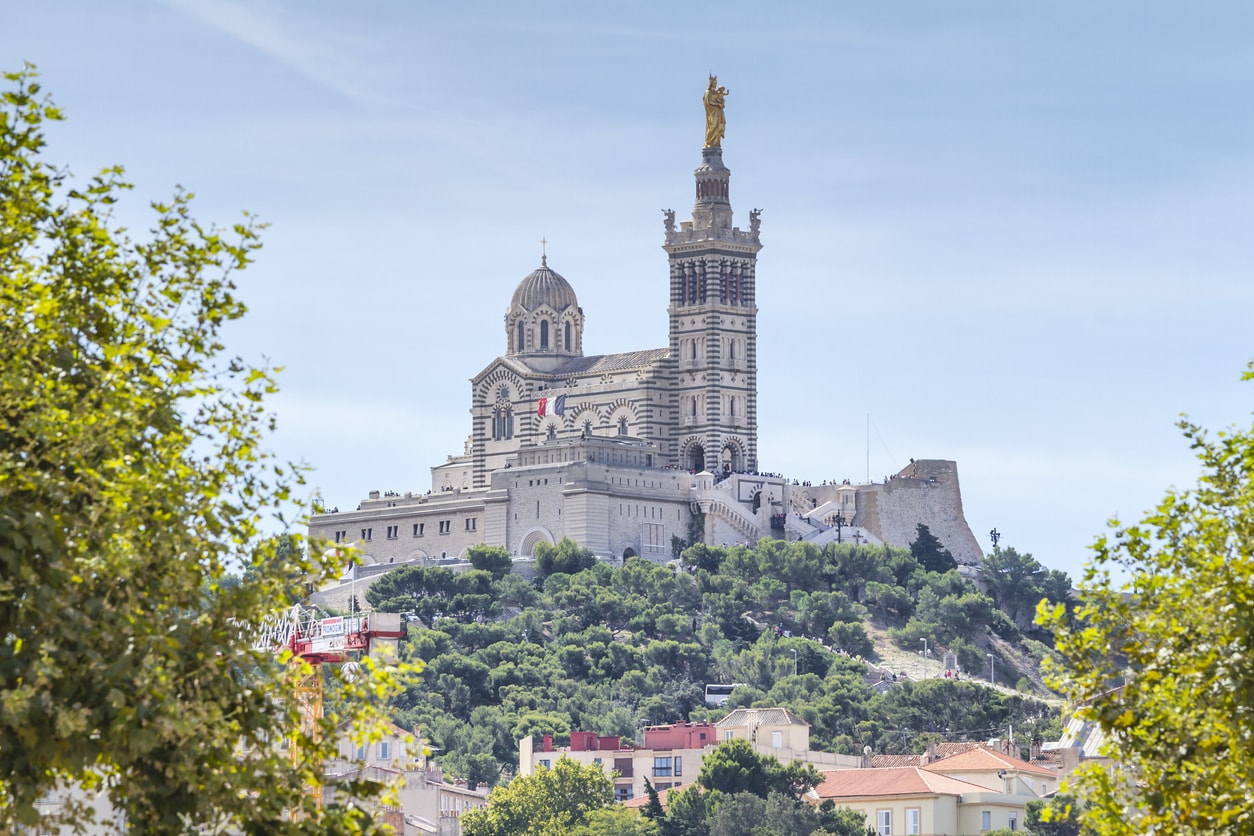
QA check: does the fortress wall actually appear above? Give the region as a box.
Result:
[857,459,983,565]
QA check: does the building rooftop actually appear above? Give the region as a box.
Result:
[810,766,989,800]
[716,707,807,728]
[548,348,670,375]
[925,745,1056,778]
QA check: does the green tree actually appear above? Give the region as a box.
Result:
[982,546,1049,629]
[0,67,414,832]
[706,791,766,836]
[909,523,957,574]
[817,801,878,836]
[535,537,598,577]
[663,785,709,836]
[827,620,874,657]
[641,776,666,823]
[696,738,821,801]
[696,739,770,797]
[460,757,614,836]
[1042,370,1254,834]
[468,544,514,580]
[1024,793,1085,836]
[569,805,660,836]
[367,565,458,621]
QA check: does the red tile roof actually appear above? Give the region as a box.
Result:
[810,767,988,800]
[923,746,1056,778]
[870,742,1054,778]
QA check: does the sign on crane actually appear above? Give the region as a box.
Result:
[251,605,406,812]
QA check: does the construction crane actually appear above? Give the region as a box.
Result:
[251,605,406,812]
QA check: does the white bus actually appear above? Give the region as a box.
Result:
[704,683,744,707]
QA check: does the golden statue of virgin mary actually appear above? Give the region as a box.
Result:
[703,75,728,148]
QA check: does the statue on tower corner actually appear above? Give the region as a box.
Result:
[703,75,728,148]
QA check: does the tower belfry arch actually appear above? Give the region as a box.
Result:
[664,75,762,474]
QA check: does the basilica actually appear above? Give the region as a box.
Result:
[308,80,982,579]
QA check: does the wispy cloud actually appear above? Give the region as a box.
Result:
[158,0,384,105]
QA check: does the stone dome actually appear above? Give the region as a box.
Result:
[509,257,579,313]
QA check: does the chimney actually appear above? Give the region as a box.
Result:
[1060,747,1082,778]
[543,734,553,752]
[924,742,938,765]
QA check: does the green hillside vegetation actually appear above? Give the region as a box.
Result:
[358,526,1072,788]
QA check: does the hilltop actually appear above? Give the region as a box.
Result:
[320,527,1071,789]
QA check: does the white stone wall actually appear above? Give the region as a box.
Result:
[861,460,984,565]
[308,491,489,565]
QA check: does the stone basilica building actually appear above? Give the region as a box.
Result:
[309,82,982,580]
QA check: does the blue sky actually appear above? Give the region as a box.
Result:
[7,2,1252,580]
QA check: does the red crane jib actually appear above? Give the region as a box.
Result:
[287,614,405,665]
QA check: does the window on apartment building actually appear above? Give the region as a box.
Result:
[673,756,682,777]
[653,757,673,778]
[1009,812,1018,831]
[414,523,424,536]
[981,811,992,831]
[771,731,783,748]
[613,786,633,803]
[877,810,891,836]
[439,520,451,534]
[465,517,477,531]
[379,741,391,760]
[539,759,551,769]
[386,525,398,539]
[907,808,921,835]
[355,744,366,760]
[334,530,346,543]
[361,528,372,541]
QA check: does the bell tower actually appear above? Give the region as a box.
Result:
[663,76,762,475]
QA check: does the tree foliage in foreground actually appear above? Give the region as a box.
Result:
[1042,365,1254,835]
[0,67,415,832]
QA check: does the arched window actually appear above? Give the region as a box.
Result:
[516,321,524,352]
[618,417,628,436]
[540,320,549,349]
[547,424,557,441]
[564,321,571,351]
[493,388,514,440]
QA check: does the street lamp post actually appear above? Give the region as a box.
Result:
[920,638,930,678]
[791,648,798,677]
[989,528,1001,555]
[833,513,846,543]
[987,652,996,685]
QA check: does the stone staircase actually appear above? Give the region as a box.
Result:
[694,489,761,542]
